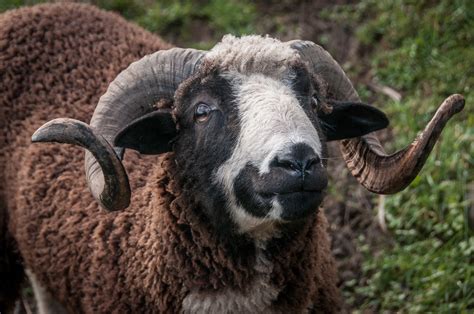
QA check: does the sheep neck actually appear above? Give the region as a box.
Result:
[158,152,320,292]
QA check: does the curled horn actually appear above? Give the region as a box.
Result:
[289,40,464,194]
[32,118,130,210]
[32,48,205,210]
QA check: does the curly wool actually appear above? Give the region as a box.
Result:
[1,3,341,312]
[204,34,300,78]
[0,3,169,311]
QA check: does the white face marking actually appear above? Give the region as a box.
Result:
[214,73,322,234]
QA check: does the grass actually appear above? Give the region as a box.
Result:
[328,0,473,311]
[1,0,256,48]
[133,0,256,48]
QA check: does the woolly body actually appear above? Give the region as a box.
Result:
[0,3,341,313]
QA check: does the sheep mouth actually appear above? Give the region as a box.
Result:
[252,164,328,196]
[258,190,325,220]
[253,173,327,197]
[258,190,323,198]
[233,163,328,220]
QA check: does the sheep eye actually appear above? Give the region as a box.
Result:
[194,102,212,123]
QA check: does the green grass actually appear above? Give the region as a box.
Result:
[134,0,256,48]
[0,0,45,12]
[1,0,256,48]
[329,0,473,311]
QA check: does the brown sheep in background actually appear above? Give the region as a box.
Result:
[0,2,464,313]
[0,3,170,312]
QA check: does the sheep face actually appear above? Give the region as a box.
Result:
[170,62,330,235]
[113,36,389,235]
[32,34,461,237]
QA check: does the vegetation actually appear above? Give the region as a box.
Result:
[1,0,256,48]
[329,0,473,311]
[1,0,472,311]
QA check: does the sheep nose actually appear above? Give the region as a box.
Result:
[273,143,321,177]
[276,157,319,174]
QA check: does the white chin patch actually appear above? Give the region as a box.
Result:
[214,73,322,235]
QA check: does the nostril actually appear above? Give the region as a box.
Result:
[304,156,321,172]
[274,155,321,176]
[276,159,301,172]
[272,144,322,175]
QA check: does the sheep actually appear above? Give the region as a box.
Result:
[0,3,465,313]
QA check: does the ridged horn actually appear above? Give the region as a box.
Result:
[289,40,465,194]
[32,118,130,210]
[33,48,205,210]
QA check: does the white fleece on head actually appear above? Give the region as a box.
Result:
[204,35,299,77]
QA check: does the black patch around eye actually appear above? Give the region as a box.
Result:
[175,71,237,128]
[172,71,244,233]
[291,66,313,97]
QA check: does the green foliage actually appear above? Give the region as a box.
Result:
[0,0,45,12]
[135,0,255,48]
[92,0,146,20]
[0,0,256,48]
[331,0,473,311]
[203,0,256,34]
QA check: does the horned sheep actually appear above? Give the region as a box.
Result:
[0,3,464,313]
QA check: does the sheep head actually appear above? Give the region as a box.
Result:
[32,35,464,235]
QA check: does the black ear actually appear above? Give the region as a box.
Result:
[319,100,389,141]
[114,109,177,154]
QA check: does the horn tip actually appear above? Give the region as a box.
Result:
[31,118,88,143]
[444,94,465,115]
[31,130,42,143]
[31,124,54,143]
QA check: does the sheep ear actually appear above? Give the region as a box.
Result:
[114,109,177,154]
[318,100,389,141]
